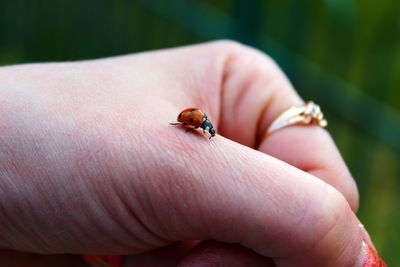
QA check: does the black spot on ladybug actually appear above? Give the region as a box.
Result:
[190,109,195,113]
[179,113,182,118]
[189,118,194,123]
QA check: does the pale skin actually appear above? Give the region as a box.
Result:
[0,41,374,266]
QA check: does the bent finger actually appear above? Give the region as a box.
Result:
[209,41,358,210]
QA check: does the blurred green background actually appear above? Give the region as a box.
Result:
[1,0,399,265]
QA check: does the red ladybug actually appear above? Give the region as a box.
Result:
[170,108,216,139]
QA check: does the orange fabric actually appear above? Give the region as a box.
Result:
[363,244,387,267]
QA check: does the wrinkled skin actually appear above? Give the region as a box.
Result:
[0,41,373,266]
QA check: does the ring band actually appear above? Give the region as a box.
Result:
[267,101,327,135]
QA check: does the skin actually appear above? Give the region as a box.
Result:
[0,41,375,266]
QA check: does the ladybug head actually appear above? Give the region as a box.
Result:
[209,127,216,138]
[202,120,216,139]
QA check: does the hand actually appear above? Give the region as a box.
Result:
[0,41,382,266]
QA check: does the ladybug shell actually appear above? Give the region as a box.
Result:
[177,108,207,127]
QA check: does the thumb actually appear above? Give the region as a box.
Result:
[128,126,364,267]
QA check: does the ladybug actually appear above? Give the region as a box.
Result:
[170,108,216,139]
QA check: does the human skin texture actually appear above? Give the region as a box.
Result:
[0,41,385,266]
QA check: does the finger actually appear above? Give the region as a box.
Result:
[177,241,274,267]
[202,41,359,210]
[110,119,364,266]
[258,126,359,211]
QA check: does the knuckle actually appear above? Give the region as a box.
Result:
[310,185,362,264]
[306,184,357,252]
[289,183,352,255]
[209,40,275,65]
[319,185,349,232]
[212,40,281,81]
[208,39,246,51]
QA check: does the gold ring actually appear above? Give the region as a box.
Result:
[267,101,327,135]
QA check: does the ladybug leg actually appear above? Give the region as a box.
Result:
[170,122,190,126]
[185,126,198,132]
